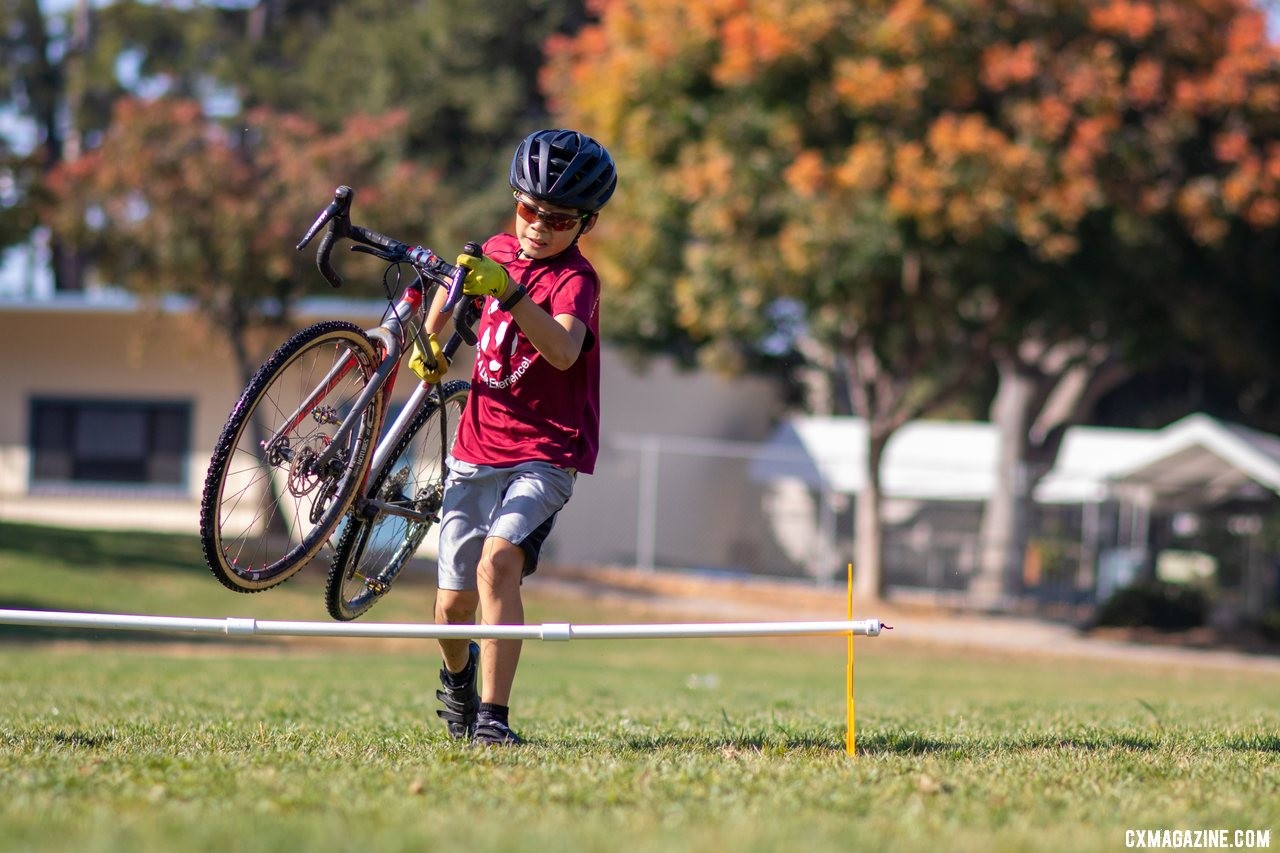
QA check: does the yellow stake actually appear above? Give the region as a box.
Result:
[846,562,855,757]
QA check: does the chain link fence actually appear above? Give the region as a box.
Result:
[546,431,1280,611]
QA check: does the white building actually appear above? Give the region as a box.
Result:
[0,291,783,575]
[3,291,1277,617]
[755,414,1280,614]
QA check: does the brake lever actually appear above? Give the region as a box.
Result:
[453,297,480,346]
[297,185,352,251]
[442,241,482,314]
[298,186,354,289]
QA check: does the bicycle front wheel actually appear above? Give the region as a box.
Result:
[200,321,385,592]
[326,379,470,620]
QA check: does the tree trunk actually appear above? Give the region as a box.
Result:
[973,338,1132,609]
[971,356,1035,608]
[29,0,91,293]
[853,428,890,602]
[841,253,995,602]
[217,306,291,539]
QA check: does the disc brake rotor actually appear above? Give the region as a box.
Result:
[286,441,324,498]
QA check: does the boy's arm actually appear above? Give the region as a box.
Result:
[423,285,451,336]
[406,286,454,384]
[457,252,590,370]
[425,270,585,369]
[506,296,588,371]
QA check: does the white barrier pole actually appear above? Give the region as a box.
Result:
[0,609,885,641]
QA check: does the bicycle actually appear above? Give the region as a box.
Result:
[199,185,483,620]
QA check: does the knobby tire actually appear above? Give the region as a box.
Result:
[200,321,384,593]
[325,379,470,620]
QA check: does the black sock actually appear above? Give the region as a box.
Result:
[477,703,509,725]
[442,654,475,689]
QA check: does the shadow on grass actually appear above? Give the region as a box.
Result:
[1223,733,1280,752]
[857,731,1280,755]
[52,731,115,749]
[623,732,837,752]
[607,730,1175,755]
[4,730,118,750]
[0,521,207,575]
[854,730,1163,755]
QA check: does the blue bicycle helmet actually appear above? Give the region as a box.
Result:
[509,129,617,212]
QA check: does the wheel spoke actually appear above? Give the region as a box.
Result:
[200,323,381,593]
[326,381,469,620]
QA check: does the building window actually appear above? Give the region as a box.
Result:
[29,399,191,487]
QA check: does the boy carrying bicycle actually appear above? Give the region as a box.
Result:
[410,129,617,746]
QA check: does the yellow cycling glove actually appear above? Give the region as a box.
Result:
[409,332,447,383]
[457,252,510,299]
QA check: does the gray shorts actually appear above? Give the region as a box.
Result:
[436,455,576,591]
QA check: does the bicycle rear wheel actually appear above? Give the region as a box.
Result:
[326,379,470,620]
[201,321,385,592]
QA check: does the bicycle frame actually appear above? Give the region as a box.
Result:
[364,285,440,476]
[267,276,475,528]
[284,183,481,515]
[266,285,425,474]
[201,184,481,599]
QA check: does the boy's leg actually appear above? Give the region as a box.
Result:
[434,588,481,740]
[476,536,526,706]
[435,589,479,672]
[432,456,491,739]
[469,460,574,745]
[477,463,573,706]
[473,536,527,745]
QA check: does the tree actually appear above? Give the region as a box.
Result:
[964,0,1280,604]
[43,97,442,385]
[7,0,591,293]
[544,0,1006,598]
[202,0,591,248]
[2,0,252,290]
[1,0,90,290]
[544,0,1280,602]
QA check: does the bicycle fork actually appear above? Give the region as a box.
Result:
[265,339,397,477]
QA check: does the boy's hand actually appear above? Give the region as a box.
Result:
[409,333,447,383]
[457,252,510,299]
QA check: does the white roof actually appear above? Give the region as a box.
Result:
[1107,413,1280,508]
[754,413,1280,506]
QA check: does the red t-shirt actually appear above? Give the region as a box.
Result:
[451,233,602,474]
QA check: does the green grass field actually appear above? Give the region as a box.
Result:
[1,521,1277,853]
